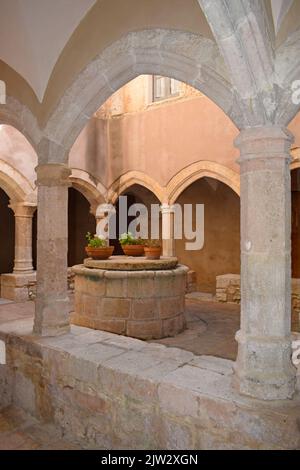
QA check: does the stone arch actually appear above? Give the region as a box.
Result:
[0,159,35,203]
[107,171,165,205]
[44,28,240,162]
[0,96,40,152]
[69,168,106,213]
[167,161,240,204]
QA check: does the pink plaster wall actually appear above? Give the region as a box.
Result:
[0,125,37,185]
[69,75,240,188]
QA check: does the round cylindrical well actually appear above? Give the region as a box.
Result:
[71,262,188,340]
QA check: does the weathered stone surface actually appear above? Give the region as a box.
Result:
[234,127,296,400]
[216,274,300,332]
[1,319,300,450]
[72,265,187,339]
[1,273,36,303]
[84,256,178,271]
[126,320,162,340]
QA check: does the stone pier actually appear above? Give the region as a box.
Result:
[33,163,71,337]
[234,127,296,400]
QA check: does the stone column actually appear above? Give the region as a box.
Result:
[10,203,35,273]
[234,126,296,400]
[161,204,175,257]
[0,203,36,302]
[33,163,71,336]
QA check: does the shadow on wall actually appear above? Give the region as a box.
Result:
[175,177,240,294]
[68,187,96,266]
[0,188,14,275]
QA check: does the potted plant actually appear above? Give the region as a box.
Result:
[144,239,162,260]
[119,232,145,256]
[85,232,114,260]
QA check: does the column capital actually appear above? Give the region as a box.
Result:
[9,202,36,218]
[160,203,175,214]
[36,163,71,187]
[235,126,294,163]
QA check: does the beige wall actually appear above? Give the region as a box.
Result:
[68,188,96,267]
[69,75,240,189]
[175,178,240,293]
[0,125,37,186]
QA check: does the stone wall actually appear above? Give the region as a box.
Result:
[0,322,299,449]
[216,274,300,331]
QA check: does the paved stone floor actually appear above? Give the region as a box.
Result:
[152,297,240,360]
[0,406,80,450]
[0,295,240,360]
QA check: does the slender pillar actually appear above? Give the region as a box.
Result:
[10,203,35,273]
[161,204,175,257]
[234,126,296,400]
[33,163,71,336]
[0,202,36,301]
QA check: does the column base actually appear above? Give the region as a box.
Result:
[234,330,296,400]
[0,272,36,302]
[33,297,70,337]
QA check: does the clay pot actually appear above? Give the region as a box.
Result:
[122,244,145,257]
[85,246,114,260]
[144,246,162,260]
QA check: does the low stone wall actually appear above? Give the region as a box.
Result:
[0,320,299,449]
[0,269,75,302]
[0,272,37,302]
[72,265,187,340]
[216,274,300,331]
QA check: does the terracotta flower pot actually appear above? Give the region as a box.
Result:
[144,246,162,260]
[122,244,145,257]
[85,246,114,260]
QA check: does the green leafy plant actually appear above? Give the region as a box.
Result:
[85,232,107,248]
[144,239,161,248]
[119,232,144,246]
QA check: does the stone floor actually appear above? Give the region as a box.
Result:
[0,406,80,450]
[0,296,240,360]
[152,298,240,360]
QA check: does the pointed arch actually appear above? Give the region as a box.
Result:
[167,161,240,204]
[107,171,165,205]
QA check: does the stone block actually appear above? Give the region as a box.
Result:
[126,320,162,340]
[13,372,36,416]
[0,286,29,302]
[162,314,185,337]
[93,319,126,335]
[127,272,155,298]
[76,275,105,297]
[1,272,37,302]
[159,296,184,319]
[158,416,194,450]
[72,314,94,329]
[100,298,131,319]
[82,294,101,317]
[154,271,177,298]
[131,298,158,320]
[105,273,127,298]
[215,291,227,302]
